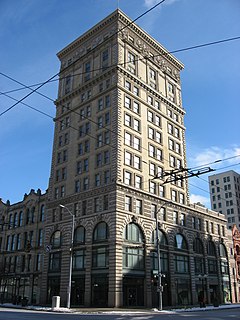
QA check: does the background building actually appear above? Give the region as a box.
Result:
[0,189,46,305]
[209,170,240,229]
[232,225,240,302]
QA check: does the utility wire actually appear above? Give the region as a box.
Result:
[2,65,240,177]
[0,72,55,103]
[1,35,239,98]
[190,162,240,208]
[0,91,54,119]
[190,154,240,171]
[0,0,167,118]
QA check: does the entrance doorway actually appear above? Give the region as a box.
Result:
[123,277,144,307]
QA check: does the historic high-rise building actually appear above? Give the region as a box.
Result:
[209,170,240,229]
[41,9,235,307]
[0,9,238,308]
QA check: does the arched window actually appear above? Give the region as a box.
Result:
[207,241,216,256]
[93,222,108,242]
[51,231,61,248]
[151,230,169,274]
[13,212,18,228]
[123,223,144,270]
[124,222,144,243]
[152,229,168,246]
[40,205,45,222]
[74,226,85,244]
[175,234,188,250]
[193,238,204,254]
[18,211,23,227]
[174,234,189,277]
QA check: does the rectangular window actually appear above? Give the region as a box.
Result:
[125,80,131,91]
[103,195,109,210]
[175,255,189,273]
[125,96,131,109]
[75,180,80,193]
[127,52,136,74]
[125,196,132,211]
[49,252,61,272]
[104,170,110,184]
[135,175,142,189]
[136,199,142,215]
[134,155,141,169]
[94,198,100,213]
[73,249,85,270]
[102,49,109,70]
[125,114,131,127]
[133,86,139,96]
[95,173,101,187]
[83,177,89,190]
[133,101,140,114]
[133,119,140,131]
[133,137,140,150]
[125,151,132,166]
[124,171,132,185]
[92,247,108,268]
[85,61,91,81]
[173,211,178,224]
[180,213,185,226]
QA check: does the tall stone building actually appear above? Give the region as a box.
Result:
[0,9,236,308]
[209,170,240,229]
[40,9,234,307]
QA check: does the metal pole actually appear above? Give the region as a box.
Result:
[155,209,162,311]
[59,204,74,309]
[155,200,172,311]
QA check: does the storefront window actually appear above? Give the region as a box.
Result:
[74,226,85,244]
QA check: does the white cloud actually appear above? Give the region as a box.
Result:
[189,194,210,207]
[188,146,240,169]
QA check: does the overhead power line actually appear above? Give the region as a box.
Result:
[1,34,239,99]
[0,0,167,118]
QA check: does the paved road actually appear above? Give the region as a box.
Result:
[0,307,240,319]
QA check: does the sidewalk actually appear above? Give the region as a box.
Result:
[1,302,240,314]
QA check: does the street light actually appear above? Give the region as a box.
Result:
[198,274,207,307]
[59,204,75,309]
[155,200,172,311]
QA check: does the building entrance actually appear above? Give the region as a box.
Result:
[123,277,144,307]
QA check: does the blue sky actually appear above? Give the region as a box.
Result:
[0,0,240,206]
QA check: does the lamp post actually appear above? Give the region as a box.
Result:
[155,200,172,311]
[198,274,207,307]
[59,204,74,309]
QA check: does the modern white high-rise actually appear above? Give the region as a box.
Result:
[209,170,240,229]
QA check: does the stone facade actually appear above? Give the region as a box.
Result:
[0,9,237,308]
[0,189,46,305]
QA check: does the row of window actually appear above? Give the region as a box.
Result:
[48,222,228,274]
[54,169,111,199]
[4,229,43,252]
[74,170,111,193]
[4,253,42,274]
[125,52,176,103]
[64,48,110,93]
[125,80,180,125]
[2,206,45,230]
